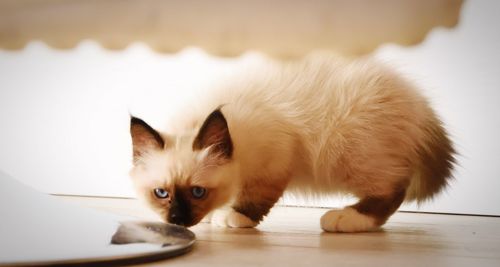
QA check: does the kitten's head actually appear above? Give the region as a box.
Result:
[129,109,238,226]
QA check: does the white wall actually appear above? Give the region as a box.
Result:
[0,45,244,197]
[0,1,499,215]
[376,0,500,215]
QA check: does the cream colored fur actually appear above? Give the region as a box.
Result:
[131,54,454,232]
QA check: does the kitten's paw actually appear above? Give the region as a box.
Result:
[320,207,378,233]
[211,209,258,228]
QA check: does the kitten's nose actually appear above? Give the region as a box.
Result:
[168,211,185,226]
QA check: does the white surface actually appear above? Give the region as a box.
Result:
[0,1,499,215]
[0,171,192,265]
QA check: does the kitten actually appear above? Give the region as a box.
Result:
[129,55,455,232]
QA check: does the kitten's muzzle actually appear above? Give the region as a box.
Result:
[168,210,185,226]
[167,196,192,226]
[168,203,185,226]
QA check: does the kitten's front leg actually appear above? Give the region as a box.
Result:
[211,208,258,228]
[211,177,288,228]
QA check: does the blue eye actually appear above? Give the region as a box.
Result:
[191,186,206,199]
[154,188,169,199]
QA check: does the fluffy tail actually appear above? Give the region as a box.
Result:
[406,117,456,203]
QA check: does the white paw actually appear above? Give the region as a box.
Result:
[320,207,378,233]
[211,209,258,228]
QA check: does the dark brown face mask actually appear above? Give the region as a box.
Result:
[167,190,193,226]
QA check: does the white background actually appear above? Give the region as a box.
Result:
[1,1,499,215]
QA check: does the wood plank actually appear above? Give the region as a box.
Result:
[58,195,500,266]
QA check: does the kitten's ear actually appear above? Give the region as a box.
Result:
[192,109,233,159]
[130,116,165,164]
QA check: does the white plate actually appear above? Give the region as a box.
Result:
[0,171,195,266]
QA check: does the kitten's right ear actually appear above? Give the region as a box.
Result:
[192,108,233,159]
[130,116,165,164]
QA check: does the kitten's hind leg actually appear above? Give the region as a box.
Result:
[320,189,406,233]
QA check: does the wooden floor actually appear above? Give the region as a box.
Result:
[60,196,500,267]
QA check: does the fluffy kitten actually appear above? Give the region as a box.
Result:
[129,55,455,232]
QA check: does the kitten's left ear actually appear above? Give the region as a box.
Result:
[192,109,233,159]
